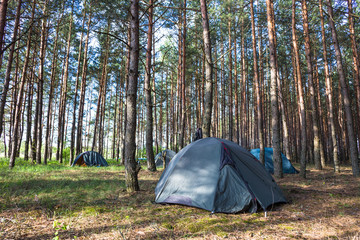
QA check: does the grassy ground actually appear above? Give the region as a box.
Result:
[0,159,359,239]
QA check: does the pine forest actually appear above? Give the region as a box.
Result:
[0,0,360,238]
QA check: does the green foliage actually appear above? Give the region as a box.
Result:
[62,147,71,162]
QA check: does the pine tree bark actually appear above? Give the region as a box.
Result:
[166,73,170,148]
[240,19,247,147]
[277,69,290,159]
[221,38,226,139]
[145,0,156,171]
[0,0,8,67]
[257,1,265,147]
[44,8,63,164]
[301,0,321,170]
[266,0,282,178]
[159,75,164,146]
[228,11,233,141]
[70,2,86,164]
[213,44,219,138]
[152,39,159,153]
[92,24,110,153]
[57,7,73,163]
[234,36,239,144]
[347,0,360,140]
[319,0,339,172]
[31,80,39,163]
[116,74,124,161]
[250,0,265,165]
[98,27,110,156]
[179,0,187,149]
[122,25,131,165]
[35,0,49,164]
[76,4,92,156]
[326,0,359,176]
[313,48,326,168]
[24,63,33,161]
[124,0,140,192]
[112,80,119,160]
[292,0,307,178]
[24,49,36,160]
[170,74,175,147]
[9,0,36,168]
[200,0,213,138]
[0,0,22,140]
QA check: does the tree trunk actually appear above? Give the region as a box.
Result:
[98,28,110,156]
[0,0,21,140]
[228,11,233,141]
[0,0,8,67]
[319,0,339,172]
[44,7,63,164]
[200,0,213,138]
[266,0,282,178]
[125,0,140,192]
[301,0,321,170]
[313,48,326,168]
[152,37,159,153]
[9,0,36,168]
[179,0,187,149]
[234,36,239,144]
[170,74,175,147]
[213,44,218,138]
[196,59,201,128]
[159,74,164,146]
[70,2,86,164]
[112,80,119,160]
[35,0,49,164]
[122,25,131,165]
[116,73,124,161]
[24,64,33,161]
[292,0,307,178]
[145,0,156,171]
[92,24,110,154]
[57,7,73,163]
[76,4,92,156]
[347,0,360,141]
[240,18,247,147]
[326,0,359,176]
[221,38,226,139]
[166,73,170,148]
[250,0,265,165]
[23,47,36,161]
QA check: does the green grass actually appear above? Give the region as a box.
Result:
[0,158,126,216]
[1,159,360,239]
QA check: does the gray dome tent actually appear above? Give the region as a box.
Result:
[155,138,287,213]
[155,149,176,168]
[71,151,108,167]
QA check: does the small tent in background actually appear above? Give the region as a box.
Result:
[250,148,298,174]
[155,138,287,213]
[71,151,108,167]
[155,149,176,168]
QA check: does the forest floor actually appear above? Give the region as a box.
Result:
[0,160,360,240]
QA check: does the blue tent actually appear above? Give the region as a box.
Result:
[250,148,298,174]
[71,151,108,167]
